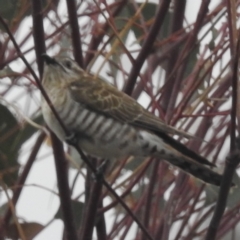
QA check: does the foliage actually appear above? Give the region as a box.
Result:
[0,0,239,239]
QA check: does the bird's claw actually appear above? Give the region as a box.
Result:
[91,159,109,182]
[65,132,78,145]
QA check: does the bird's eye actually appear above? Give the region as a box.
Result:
[64,60,72,69]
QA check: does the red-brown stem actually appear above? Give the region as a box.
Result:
[0,132,45,238]
[66,0,84,68]
[124,0,171,96]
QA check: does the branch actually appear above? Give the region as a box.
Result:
[78,178,103,239]
[66,0,84,68]
[0,16,68,134]
[32,2,79,239]
[205,29,240,240]
[205,141,240,240]
[84,0,128,66]
[51,133,78,240]
[31,0,46,78]
[226,0,237,55]
[0,132,45,239]
[0,9,153,240]
[232,32,240,149]
[161,0,186,111]
[141,159,159,240]
[165,0,211,121]
[69,144,154,240]
[124,0,171,96]
[95,199,107,240]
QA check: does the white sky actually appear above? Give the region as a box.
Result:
[1,1,231,240]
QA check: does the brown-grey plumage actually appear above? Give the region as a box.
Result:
[41,54,224,186]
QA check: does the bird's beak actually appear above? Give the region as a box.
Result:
[41,54,58,65]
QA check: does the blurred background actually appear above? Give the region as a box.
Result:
[0,0,240,239]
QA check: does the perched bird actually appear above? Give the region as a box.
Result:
[41,54,223,186]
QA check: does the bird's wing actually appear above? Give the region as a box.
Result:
[69,74,214,166]
[69,74,187,136]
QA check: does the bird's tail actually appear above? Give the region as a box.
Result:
[156,150,223,186]
[139,130,223,186]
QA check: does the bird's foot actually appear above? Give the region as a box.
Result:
[92,159,109,182]
[65,132,78,146]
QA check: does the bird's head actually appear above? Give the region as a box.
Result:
[42,54,83,85]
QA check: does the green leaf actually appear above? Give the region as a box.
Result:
[203,184,219,206]
[0,203,8,218]
[0,0,20,23]
[55,200,84,226]
[0,0,32,31]
[124,157,154,179]
[208,27,218,51]
[68,145,82,167]
[114,6,130,33]
[204,172,240,207]
[108,54,122,84]
[109,7,132,80]
[124,156,145,171]
[0,66,19,79]
[126,2,172,44]
[126,2,157,41]
[0,103,20,185]
[0,103,43,186]
[0,0,60,31]
[6,222,45,240]
[13,114,44,151]
[226,172,240,208]
[184,44,199,78]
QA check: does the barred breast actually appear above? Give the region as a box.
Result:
[41,90,167,158]
[40,55,225,186]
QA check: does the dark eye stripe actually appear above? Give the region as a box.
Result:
[64,60,72,69]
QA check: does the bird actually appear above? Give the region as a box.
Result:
[41,54,223,186]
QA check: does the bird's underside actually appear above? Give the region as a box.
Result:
[41,55,225,186]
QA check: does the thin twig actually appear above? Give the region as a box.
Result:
[95,199,107,240]
[31,0,46,78]
[0,16,69,134]
[124,0,171,95]
[0,133,45,239]
[205,37,240,239]
[51,133,79,240]
[31,3,79,239]
[66,0,84,68]
[141,159,159,240]
[72,145,154,240]
[84,0,128,66]
[205,144,240,240]
[166,0,211,121]
[161,0,186,111]
[78,178,103,240]
[0,13,154,240]
[0,182,26,240]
